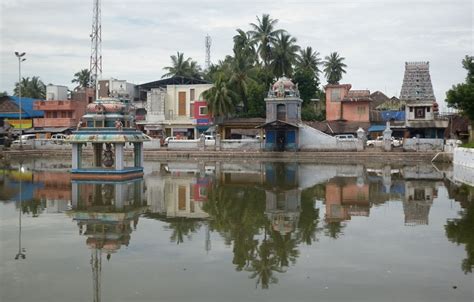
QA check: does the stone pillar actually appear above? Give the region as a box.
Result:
[115,143,124,171]
[115,182,125,210]
[356,127,366,151]
[383,121,393,152]
[139,143,144,168]
[215,133,221,151]
[382,165,392,193]
[71,181,79,208]
[199,133,205,151]
[72,144,79,170]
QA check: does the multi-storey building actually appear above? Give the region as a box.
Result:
[138,76,213,139]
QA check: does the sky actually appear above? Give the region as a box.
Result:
[0,0,472,111]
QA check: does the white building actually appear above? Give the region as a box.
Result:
[138,76,213,139]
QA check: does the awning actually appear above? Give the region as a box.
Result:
[368,125,386,132]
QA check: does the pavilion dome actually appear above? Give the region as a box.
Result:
[272,77,295,91]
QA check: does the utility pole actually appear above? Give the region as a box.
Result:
[205,34,212,70]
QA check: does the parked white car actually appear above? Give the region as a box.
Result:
[367,136,402,147]
[335,134,355,140]
[51,134,68,140]
[12,134,36,145]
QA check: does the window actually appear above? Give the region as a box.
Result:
[357,106,366,114]
[52,112,57,118]
[199,106,208,115]
[62,111,67,118]
[190,88,195,101]
[178,92,186,116]
[409,107,413,112]
[190,103,194,118]
[415,107,425,119]
[331,88,341,102]
[427,107,430,112]
[68,111,72,118]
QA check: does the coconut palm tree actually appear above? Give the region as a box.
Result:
[233,29,257,63]
[249,14,285,67]
[270,33,300,78]
[296,47,321,75]
[203,75,237,118]
[14,76,46,99]
[229,54,257,112]
[72,69,92,89]
[323,52,347,84]
[162,52,202,79]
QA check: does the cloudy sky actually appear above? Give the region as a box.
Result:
[1,0,472,110]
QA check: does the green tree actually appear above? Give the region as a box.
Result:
[270,33,300,78]
[293,68,319,104]
[202,75,237,118]
[166,217,201,244]
[446,55,474,127]
[162,52,202,79]
[14,76,46,99]
[233,29,258,63]
[249,14,285,67]
[323,52,347,84]
[296,47,322,76]
[71,69,92,89]
[0,91,7,97]
[229,54,257,112]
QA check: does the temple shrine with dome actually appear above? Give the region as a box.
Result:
[258,77,303,151]
[68,97,149,180]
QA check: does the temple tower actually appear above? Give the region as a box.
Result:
[400,62,435,102]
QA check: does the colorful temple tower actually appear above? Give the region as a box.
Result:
[68,97,149,180]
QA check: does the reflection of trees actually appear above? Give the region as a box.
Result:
[143,213,202,244]
[204,183,322,289]
[166,217,202,245]
[21,198,43,217]
[297,186,323,245]
[445,185,474,274]
[324,221,345,239]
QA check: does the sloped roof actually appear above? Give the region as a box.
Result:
[0,96,44,118]
[139,76,211,90]
[305,120,370,134]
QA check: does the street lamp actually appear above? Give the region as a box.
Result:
[14,52,26,148]
[14,163,26,260]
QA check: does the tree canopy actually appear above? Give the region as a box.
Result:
[446,55,474,124]
[14,76,46,99]
[72,69,92,89]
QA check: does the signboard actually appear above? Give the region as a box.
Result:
[196,118,209,125]
[5,119,33,129]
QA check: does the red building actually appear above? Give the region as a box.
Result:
[192,100,212,133]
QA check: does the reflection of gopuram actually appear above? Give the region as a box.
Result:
[403,181,436,226]
[263,162,301,235]
[68,179,147,302]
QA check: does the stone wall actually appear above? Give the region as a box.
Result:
[453,147,474,186]
[168,140,199,150]
[403,138,444,151]
[221,139,261,151]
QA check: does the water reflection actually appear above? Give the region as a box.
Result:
[1,159,473,298]
[68,179,147,302]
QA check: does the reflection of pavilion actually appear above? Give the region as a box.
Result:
[325,177,370,222]
[68,178,147,302]
[403,181,436,226]
[263,163,301,235]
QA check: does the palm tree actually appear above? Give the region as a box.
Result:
[233,29,257,63]
[270,33,300,78]
[14,76,46,99]
[296,47,321,75]
[162,52,202,79]
[229,54,257,112]
[72,69,92,89]
[166,217,201,244]
[249,14,285,67]
[323,52,347,84]
[202,75,237,118]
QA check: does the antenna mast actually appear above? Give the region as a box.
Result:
[90,0,102,100]
[205,34,212,70]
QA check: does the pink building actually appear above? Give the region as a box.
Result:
[325,84,372,122]
[33,88,93,130]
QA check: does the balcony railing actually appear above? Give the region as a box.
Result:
[33,118,77,127]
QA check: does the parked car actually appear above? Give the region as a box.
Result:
[335,134,355,140]
[163,136,176,146]
[12,134,36,145]
[51,133,68,140]
[367,136,402,147]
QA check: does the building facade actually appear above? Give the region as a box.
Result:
[138,77,213,139]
